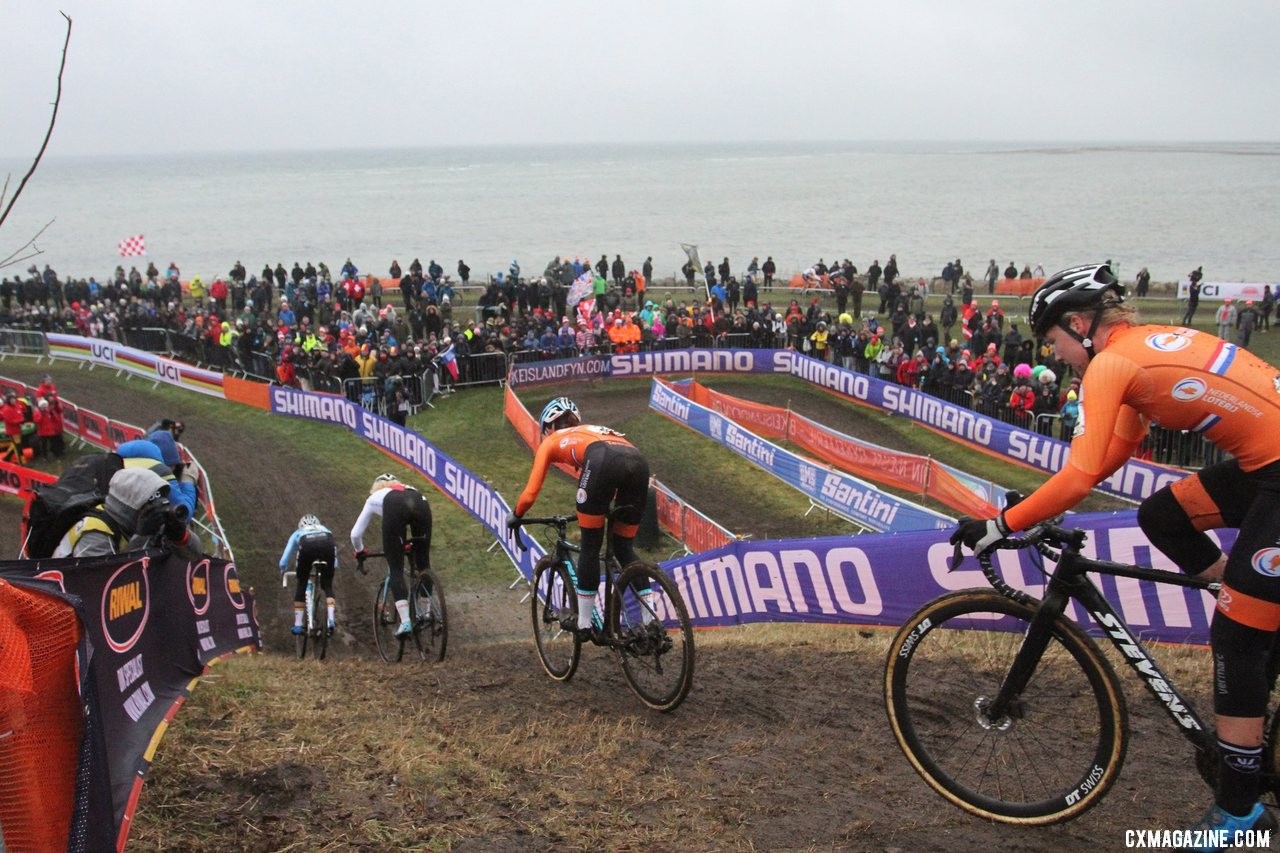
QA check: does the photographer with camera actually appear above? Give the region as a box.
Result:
[53,468,200,558]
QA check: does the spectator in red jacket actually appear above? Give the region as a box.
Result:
[34,394,66,459]
[1,389,30,462]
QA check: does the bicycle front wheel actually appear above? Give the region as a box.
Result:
[884,590,1128,824]
[311,585,328,661]
[411,570,448,662]
[373,578,404,663]
[609,562,694,712]
[531,557,580,682]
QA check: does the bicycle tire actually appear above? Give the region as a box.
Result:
[411,570,448,662]
[531,557,580,682]
[311,584,329,661]
[373,577,404,663]
[295,582,310,660]
[608,562,694,712]
[884,589,1128,824]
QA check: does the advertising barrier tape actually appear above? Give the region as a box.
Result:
[46,333,227,398]
[268,385,547,579]
[507,349,1184,503]
[650,378,953,533]
[659,511,1235,646]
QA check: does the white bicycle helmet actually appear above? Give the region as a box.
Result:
[539,396,581,434]
[1028,263,1126,358]
[298,514,322,530]
[371,473,401,492]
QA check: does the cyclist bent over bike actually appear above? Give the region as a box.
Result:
[507,397,651,637]
[280,515,339,635]
[951,263,1280,845]
[352,474,433,638]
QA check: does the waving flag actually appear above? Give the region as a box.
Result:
[566,271,594,308]
[681,242,710,301]
[117,234,146,257]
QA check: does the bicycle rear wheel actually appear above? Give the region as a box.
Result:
[608,562,694,712]
[311,586,329,661]
[411,570,448,662]
[531,557,580,681]
[373,577,405,663]
[884,590,1127,824]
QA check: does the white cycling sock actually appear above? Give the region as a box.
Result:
[395,600,410,624]
[293,605,304,628]
[577,593,596,630]
[327,599,336,625]
[638,591,658,624]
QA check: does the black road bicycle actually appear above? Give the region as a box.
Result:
[282,560,329,661]
[884,519,1280,825]
[360,537,448,663]
[513,514,695,712]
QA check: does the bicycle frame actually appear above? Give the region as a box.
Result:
[982,528,1219,761]
[523,516,630,647]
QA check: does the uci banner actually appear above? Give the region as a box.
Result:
[659,511,1237,646]
[0,549,259,851]
[45,333,227,398]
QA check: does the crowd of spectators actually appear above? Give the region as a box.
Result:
[2,253,1082,431]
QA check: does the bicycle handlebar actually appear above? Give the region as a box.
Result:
[281,570,296,588]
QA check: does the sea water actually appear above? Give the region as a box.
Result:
[1,140,1277,286]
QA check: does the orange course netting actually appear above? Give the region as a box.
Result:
[0,580,83,852]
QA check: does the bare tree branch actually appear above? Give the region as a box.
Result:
[0,174,11,216]
[0,12,72,232]
[0,219,55,270]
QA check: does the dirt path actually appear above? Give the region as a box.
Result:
[6,365,1255,851]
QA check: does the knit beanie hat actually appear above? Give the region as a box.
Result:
[147,430,182,466]
[103,468,169,531]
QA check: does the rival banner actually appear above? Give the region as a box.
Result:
[0,549,260,851]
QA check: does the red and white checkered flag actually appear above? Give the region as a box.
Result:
[117,234,147,257]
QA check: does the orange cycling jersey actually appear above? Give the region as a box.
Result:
[1005,324,1280,531]
[515,424,634,516]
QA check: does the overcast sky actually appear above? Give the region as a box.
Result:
[5,1,1278,159]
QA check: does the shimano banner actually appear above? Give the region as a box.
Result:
[659,512,1235,646]
[268,386,546,579]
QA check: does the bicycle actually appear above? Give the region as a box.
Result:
[513,513,695,712]
[359,537,448,663]
[281,560,330,661]
[882,516,1280,826]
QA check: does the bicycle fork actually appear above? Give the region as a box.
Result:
[983,586,1074,727]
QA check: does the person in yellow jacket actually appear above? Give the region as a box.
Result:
[189,275,206,303]
[355,343,377,377]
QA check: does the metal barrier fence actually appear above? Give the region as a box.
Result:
[342,373,429,417]
[121,326,172,355]
[0,329,48,357]
[455,351,508,388]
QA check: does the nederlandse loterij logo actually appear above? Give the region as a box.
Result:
[1146,332,1191,352]
[1171,378,1208,402]
[1251,548,1280,578]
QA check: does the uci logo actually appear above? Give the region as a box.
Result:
[187,559,212,615]
[1146,332,1191,352]
[1171,378,1207,402]
[101,557,150,653]
[1251,548,1280,578]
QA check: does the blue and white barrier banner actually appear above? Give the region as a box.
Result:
[46,333,227,397]
[781,353,1184,503]
[659,511,1235,646]
[268,386,545,577]
[507,349,785,388]
[1176,280,1277,302]
[648,379,952,532]
[509,349,1185,504]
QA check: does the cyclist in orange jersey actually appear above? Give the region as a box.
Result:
[508,397,650,636]
[953,263,1280,843]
